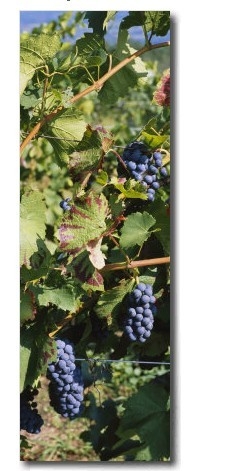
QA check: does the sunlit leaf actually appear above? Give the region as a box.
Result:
[44,108,87,165]
[20,191,46,267]
[119,211,156,249]
[20,33,61,95]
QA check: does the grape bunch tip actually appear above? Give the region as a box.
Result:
[20,386,44,434]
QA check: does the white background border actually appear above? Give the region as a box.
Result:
[2,1,236,468]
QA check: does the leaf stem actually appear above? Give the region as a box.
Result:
[107,148,128,172]
[101,256,170,273]
[108,234,131,265]
[20,41,170,155]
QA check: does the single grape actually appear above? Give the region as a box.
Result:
[59,198,71,211]
[160,167,168,177]
[144,175,153,184]
[127,161,136,170]
[141,294,150,303]
[137,283,146,292]
[149,165,158,174]
[152,181,160,190]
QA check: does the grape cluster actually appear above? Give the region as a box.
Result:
[124,283,157,343]
[20,386,44,434]
[121,141,168,201]
[47,339,84,420]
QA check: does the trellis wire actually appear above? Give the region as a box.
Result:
[75,358,170,366]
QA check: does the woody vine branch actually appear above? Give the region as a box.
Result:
[20,41,170,154]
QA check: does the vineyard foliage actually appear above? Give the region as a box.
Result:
[20,11,171,461]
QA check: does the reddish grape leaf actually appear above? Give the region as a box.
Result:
[73,251,104,292]
[58,192,109,257]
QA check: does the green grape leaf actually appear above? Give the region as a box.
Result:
[31,284,80,312]
[68,126,106,176]
[20,191,46,267]
[148,197,170,254]
[20,85,43,110]
[144,108,170,134]
[20,326,56,392]
[144,11,170,37]
[137,117,169,148]
[44,108,87,166]
[110,176,147,200]
[132,445,152,461]
[75,34,107,66]
[141,332,170,357]
[99,30,147,104]
[95,279,135,325]
[82,394,119,454]
[117,382,170,460]
[20,32,61,95]
[120,11,146,29]
[121,11,170,37]
[96,170,109,186]
[101,439,142,461]
[85,11,109,35]
[58,192,109,256]
[141,131,168,149]
[119,212,156,249]
[20,289,35,324]
[139,267,158,287]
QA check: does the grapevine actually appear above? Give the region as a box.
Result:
[20,10,171,462]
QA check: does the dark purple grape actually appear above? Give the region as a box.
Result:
[160,167,168,177]
[59,198,71,211]
[144,175,153,184]
[149,165,158,174]
[136,306,144,314]
[141,294,150,303]
[137,283,146,291]
[127,161,136,170]
[133,289,142,299]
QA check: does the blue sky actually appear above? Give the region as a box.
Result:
[20,11,170,46]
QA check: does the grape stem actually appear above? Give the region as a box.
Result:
[101,256,170,273]
[20,41,170,154]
